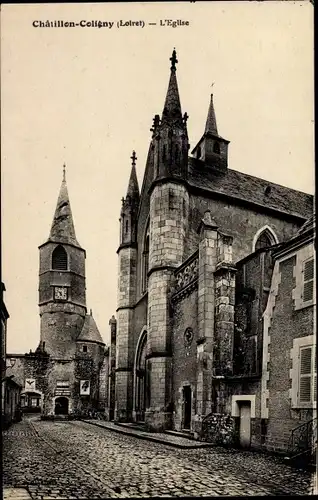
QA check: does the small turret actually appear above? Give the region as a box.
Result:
[192,94,229,171]
[120,151,140,246]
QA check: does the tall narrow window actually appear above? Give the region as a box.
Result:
[299,346,312,404]
[255,231,272,251]
[125,220,129,234]
[52,245,68,270]
[213,141,220,154]
[162,145,166,162]
[142,225,150,293]
[175,144,179,163]
[303,258,314,303]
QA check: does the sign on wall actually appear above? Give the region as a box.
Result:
[80,380,90,396]
[25,378,36,390]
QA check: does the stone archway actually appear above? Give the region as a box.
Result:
[54,396,69,415]
[134,329,150,422]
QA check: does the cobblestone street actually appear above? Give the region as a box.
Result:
[2,417,314,499]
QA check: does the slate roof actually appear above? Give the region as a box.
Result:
[77,313,104,345]
[188,157,313,220]
[204,94,218,136]
[126,162,140,202]
[48,170,82,248]
[297,212,315,235]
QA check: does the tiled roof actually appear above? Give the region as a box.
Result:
[188,158,313,219]
[77,313,104,345]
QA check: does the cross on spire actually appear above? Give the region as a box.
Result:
[63,162,66,181]
[131,150,137,167]
[170,48,178,71]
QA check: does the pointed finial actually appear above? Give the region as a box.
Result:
[131,150,137,167]
[63,163,66,181]
[170,48,178,71]
[90,308,92,316]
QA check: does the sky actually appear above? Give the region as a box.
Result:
[1,1,314,353]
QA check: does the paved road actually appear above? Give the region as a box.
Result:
[2,417,314,499]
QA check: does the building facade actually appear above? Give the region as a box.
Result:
[263,215,316,455]
[1,282,22,428]
[6,170,109,418]
[113,49,315,454]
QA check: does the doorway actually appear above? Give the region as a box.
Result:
[54,397,69,415]
[183,386,192,430]
[135,332,148,422]
[239,401,251,448]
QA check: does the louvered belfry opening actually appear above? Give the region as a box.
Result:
[52,245,68,270]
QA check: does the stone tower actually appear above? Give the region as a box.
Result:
[146,49,190,430]
[115,152,140,420]
[38,166,86,359]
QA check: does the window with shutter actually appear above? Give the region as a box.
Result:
[313,346,317,403]
[303,258,314,303]
[291,336,316,409]
[299,346,312,403]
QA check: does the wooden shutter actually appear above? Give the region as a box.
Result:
[299,346,312,403]
[303,259,314,302]
[313,346,317,403]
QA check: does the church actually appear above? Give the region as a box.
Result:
[6,167,109,418]
[114,49,315,453]
[5,48,315,457]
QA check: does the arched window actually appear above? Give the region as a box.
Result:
[213,141,220,154]
[175,144,179,163]
[255,231,274,251]
[125,220,129,234]
[52,245,68,270]
[252,226,278,253]
[142,225,150,293]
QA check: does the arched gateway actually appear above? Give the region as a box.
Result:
[134,328,150,422]
[54,396,69,415]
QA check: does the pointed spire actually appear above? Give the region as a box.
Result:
[48,165,81,247]
[162,48,182,122]
[205,94,218,136]
[126,151,140,201]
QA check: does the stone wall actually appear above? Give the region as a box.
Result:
[187,195,302,262]
[6,347,106,417]
[172,288,198,431]
[265,246,315,453]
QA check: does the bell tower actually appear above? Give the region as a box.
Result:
[38,165,86,359]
